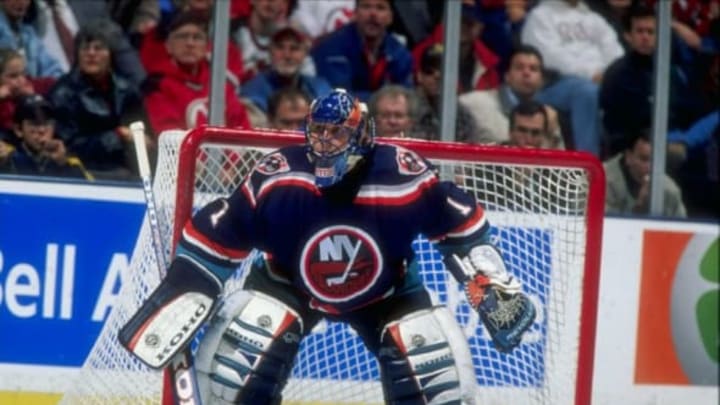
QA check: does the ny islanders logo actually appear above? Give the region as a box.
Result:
[256,152,289,175]
[396,148,427,175]
[300,226,383,303]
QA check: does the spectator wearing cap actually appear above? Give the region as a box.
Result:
[310,0,413,102]
[411,1,500,94]
[142,11,250,134]
[0,0,64,78]
[240,25,331,116]
[410,43,488,143]
[0,94,91,179]
[47,24,150,180]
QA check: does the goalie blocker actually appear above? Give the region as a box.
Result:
[447,244,536,352]
[118,256,223,369]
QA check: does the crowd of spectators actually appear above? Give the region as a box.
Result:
[0,0,716,221]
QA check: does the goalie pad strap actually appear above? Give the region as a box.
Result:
[118,257,222,369]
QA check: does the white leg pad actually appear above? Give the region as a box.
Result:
[195,290,303,404]
[380,306,477,405]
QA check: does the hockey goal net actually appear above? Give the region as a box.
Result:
[61,126,604,405]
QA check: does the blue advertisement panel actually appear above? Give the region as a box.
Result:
[0,182,145,367]
[0,180,552,395]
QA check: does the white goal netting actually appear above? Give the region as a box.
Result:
[60,127,604,405]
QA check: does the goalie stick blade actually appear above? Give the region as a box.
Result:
[119,291,214,369]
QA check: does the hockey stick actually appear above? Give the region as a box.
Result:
[130,122,204,405]
[131,122,168,274]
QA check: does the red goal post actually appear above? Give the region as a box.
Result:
[60,126,605,405]
[170,126,605,405]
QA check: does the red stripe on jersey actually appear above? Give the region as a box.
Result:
[183,221,250,260]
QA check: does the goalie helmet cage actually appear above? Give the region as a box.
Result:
[60,126,604,405]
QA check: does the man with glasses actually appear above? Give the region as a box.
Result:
[142,11,250,134]
[367,84,416,137]
[508,100,563,150]
[469,100,567,214]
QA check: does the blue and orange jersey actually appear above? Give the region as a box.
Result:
[177,143,491,313]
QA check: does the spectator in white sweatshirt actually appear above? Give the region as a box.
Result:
[290,0,354,41]
[515,0,623,157]
[521,0,624,82]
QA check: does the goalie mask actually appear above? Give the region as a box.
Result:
[305,89,374,188]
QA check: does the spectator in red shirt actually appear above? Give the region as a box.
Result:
[143,11,250,134]
[138,0,245,86]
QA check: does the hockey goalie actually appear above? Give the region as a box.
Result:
[119,89,536,404]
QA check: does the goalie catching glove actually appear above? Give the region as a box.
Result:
[449,245,536,352]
